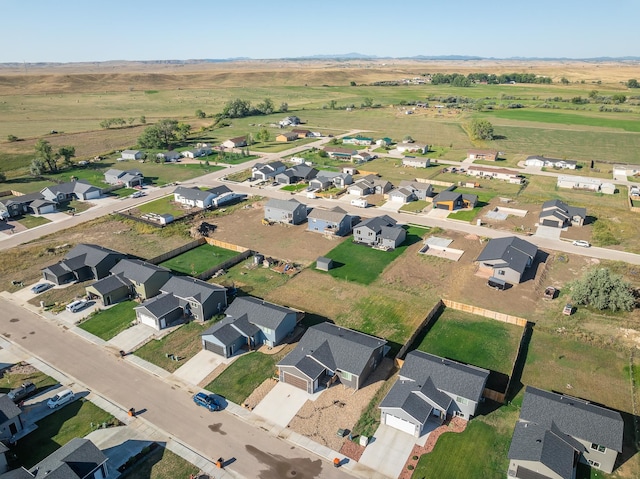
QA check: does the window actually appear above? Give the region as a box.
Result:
[590,443,606,453]
[456,396,469,405]
[341,371,352,381]
[588,459,601,468]
[262,327,273,335]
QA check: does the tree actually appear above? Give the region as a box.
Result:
[138,119,180,150]
[256,98,274,115]
[469,119,494,140]
[128,117,136,125]
[589,89,599,99]
[280,102,288,112]
[362,97,373,108]
[403,135,414,143]
[220,98,251,118]
[29,158,45,176]
[34,139,58,172]
[99,119,112,129]
[569,268,635,312]
[7,134,18,142]
[57,146,76,167]
[176,122,191,141]
[195,109,206,119]
[350,81,356,87]
[627,79,639,88]
[328,99,337,110]
[560,77,570,85]
[256,128,271,143]
[139,115,146,124]
[612,93,627,104]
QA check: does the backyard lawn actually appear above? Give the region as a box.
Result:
[133,321,208,373]
[415,308,523,376]
[320,226,427,285]
[136,195,189,217]
[120,446,198,479]
[159,243,239,275]
[12,399,116,468]
[78,300,137,341]
[205,351,281,405]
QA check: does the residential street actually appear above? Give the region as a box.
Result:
[0,297,354,479]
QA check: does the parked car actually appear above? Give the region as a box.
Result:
[47,389,75,409]
[31,283,52,294]
[129,191,145,198]
[8,382,37,403]
[193,392,221,412]
[572,240,590,248]
[66,299,87,313]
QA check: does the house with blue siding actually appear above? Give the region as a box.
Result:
[307,206,352,236]
[201,296,299,357]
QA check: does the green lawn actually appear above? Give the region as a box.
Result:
[0,364,57,394]
[108,187,137,198]
[250,138,318,153]
[321,226,427,285]
[160,243,239,275]
[218,260,292,298]
[133,322,208,373]
[213,153,259,165]
[78,300,137,341]
[399,200,429,213]
[205,351,280,405]
[15,215,51,229]
[12,399,116,468]
[448,206,483,222]
[281,183,308,192]
[120,446,198,479]
[136,195,188,217]
[415,309,523,375]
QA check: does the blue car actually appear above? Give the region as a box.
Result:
[193,392,220,412]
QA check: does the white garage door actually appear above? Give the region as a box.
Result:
[385,414,417,436]
[138,313,157,329]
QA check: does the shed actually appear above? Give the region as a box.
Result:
[316,256,333,271]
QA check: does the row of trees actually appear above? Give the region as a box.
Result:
[215,98,288,120]
[430,72,552,86]
[100,116,146,129]
[137,119,191,150]
[29,139,75,175]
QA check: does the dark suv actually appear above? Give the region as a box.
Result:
[8,382,37,403]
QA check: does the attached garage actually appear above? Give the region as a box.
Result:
[435,202,452,210]
[138,313,157,329]
[541,219,561,228]
[203,340,226,357]
[384,413,418,436]
[282,372,310,392]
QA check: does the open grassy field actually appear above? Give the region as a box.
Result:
[415,309,523,376]
[485,109,640,132]
[159,243,239,275]
[78,300,137,341]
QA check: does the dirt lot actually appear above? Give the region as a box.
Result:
[206,201,347,264]
[287,358,394,451]
[478,198,540,235]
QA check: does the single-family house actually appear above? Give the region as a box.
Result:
[222,136,247,149]
[278,322,386,393]
[292,129,311,138]
[276,132,299,142]
[121,149,145,161]
[201,296,298,357]
[180,149,202,159]
[109,259,172,300]
[156,151,181,162]
[342,136,373,146]
[41,180,102,203]
[613,164,640,178]
[539,199,586,228]
[475,236,538,284]
[467,149,498,161]
[26,198,57,215]
[601,182,616,195]
[398,180,433,200]
[104,169,144,188]
[8,438,109,479]
[42,244,126,285]
[396,142,428,154]
[557,176,602,192]
[379,351,490,437]
[264,198,308,224]
[467,165,524,184]
[402,157,430,168]
[376,137,393,147]
[85,273,133,306]
[346,174,391,196]
[323,147,358,160]
[307,206,352,236]
[432,190,478,211]
[352,152,372,163]
[279,116,301,127]
[0,192,57,218]
[525,156,577,170]
[309,172,353,190]
[134,292,183,330]
[207,185,232,198]
[159,276,227,321]
[0,394,23,442]
[508,386,624,477]
[388,187,416,204]
[252,161,287,181]
[173,186,216,208]
[353,215,406,250]
[275,165,318,185]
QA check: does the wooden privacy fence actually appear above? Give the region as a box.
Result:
[483,388,506,403]
[146,238,205,265]
[395,300,444,366]
[204,238,249,253]
[442,299,528,327]
[197,250,253,281]
[628,197,640,213]
[414,178,454,188]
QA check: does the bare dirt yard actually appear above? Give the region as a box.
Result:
[207,201,347,264]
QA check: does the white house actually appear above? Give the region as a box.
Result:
[467,166,524,184]
[557,175,602,192]
[121,149,145,161]
[222,136,247,149]
[396,143,428,154]
[173,186,216,208]
[613,165,640,178]
[402,157,430,168]
[525,156,577,170]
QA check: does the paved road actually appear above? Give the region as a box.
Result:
[0,298,351,479]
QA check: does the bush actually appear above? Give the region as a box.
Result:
[569,268,635,312]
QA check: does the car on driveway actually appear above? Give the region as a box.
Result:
[31,283,52,294]
[47,388,75,409]
[193,392,220,411]
[8,382,37,403]
[66,299,87,313]
[572,240,591,248]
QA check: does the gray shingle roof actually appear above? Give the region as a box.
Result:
[173,186,214,202]
[265,198,305,213]
[308,206,349,223]
[0,394,21,423]
[110,259,169,284]
[88,273,132,295]
[43,180,101,197]
[508,421,579,479]
[202,317,243,346]
[379,225,405,241]
[160,275,225,304]
[225,296,295,330]
[278,322,386,378]
[475,237,538,275]
[65,244,123,268]
[0,468,34,479]
[354,215,397,233]
[541,199,586,220]
[295,355,327,380]
[30,438,107,479]
[135,292,181,318]
[519,386,624,452]
[207,185,232,196]
[433,190,461,202]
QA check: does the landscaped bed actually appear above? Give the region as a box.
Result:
[159,243,239,275]
[78,300,137,341]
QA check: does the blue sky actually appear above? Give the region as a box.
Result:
[2,0,638,62]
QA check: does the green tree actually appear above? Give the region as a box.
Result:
[403,135,414,143]
[99,119,112,129]
[128,117,136,125]
[560,77,570,85]
[612,93,627,104]
[29,158,45,176]
[569,268,635,312]
[627,79,639,88]
[176,122,191,141]
[138,119,180,150]
[57,146,76,167]
[139,115,146,124]
[280,102,288,112]
[256,128,271,143]
[220,98,251,118]
[35,139,58,172]
[195,109,206,119]
[328,100,337,110]
[589,89,599,99]
[362,97,373,108]
[256,98,274,115]
[469,119,494,140]
[350,81,356,86]
[7,134,18,142]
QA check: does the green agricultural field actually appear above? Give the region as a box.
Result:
[160,243,239,275]
[485,109,640,132]
[321,226,427,285]
[78,300,137,341]
[415,308,523,376]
